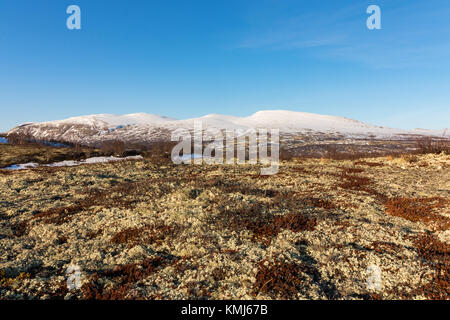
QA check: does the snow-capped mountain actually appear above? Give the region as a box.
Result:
[6,110,448,146]
[49,113,176,126]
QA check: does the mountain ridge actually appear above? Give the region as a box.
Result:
[6,110,449,146]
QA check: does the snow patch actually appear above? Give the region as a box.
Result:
[2,156,143,171]
[172,154,206,163]
[4,163,39,170]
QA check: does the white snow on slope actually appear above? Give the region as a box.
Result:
[3,156,143,170]
[3,163,40,170]
[34,110,449,134]
[49,113,175,127]
[7,110,449,145]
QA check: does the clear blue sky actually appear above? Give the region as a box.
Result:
[0,0,449,132]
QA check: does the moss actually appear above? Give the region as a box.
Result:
[0,270,31,288]
[0,151,448,299]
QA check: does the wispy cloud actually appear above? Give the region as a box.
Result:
[237,3,361,50]
[236,0,450,69]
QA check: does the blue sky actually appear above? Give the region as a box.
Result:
[0,0,449,131]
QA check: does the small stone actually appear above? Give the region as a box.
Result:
[64,293,73,300]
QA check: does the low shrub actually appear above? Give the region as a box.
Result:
[111,224,177,248]
[412,233,449,299]
[99,140,126,157]
[81,257,172,300]
[254,259,311,298]
[416,137,450,155]
[385,197,450,231]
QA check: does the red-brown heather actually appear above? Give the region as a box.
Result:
[0,140,448,300]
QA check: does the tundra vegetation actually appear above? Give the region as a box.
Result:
[0,139,448,300]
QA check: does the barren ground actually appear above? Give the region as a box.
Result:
[0,152,449,300]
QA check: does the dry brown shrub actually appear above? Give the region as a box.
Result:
[270,190,338,210]
[144,141,178,164]
[385,197,450,231]
[205,179,280,198]
[87,229,102,239]
[216,200,318,246]
[82,256,176,300]
[387,233,449,300]
[334,171,387,202]
[289,166,309,174]
[341,167,365,174]
[55,235,68,245]
[370,241,403,255]
[412,233,449,300]
[211,267,228,281]
[318,144,391,161]
[100,140,126,157]
[302,197,337,210]
[416,137,450,155]
[210,190,339,245]
[273,213,317,233]
[254,259,310,298]
[6,132,33,145]
[337,172,372,190]
[400,154,419,163]
[33,205,83,225]
[172,256,194,277]
[111,224,177,248]
[354,160,384,167]
[10,220,29,237]
[279,147,294,161]
[254,258,340,299]
[250,213,317,245]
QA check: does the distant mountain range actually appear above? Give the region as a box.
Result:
[6,110,448,146]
